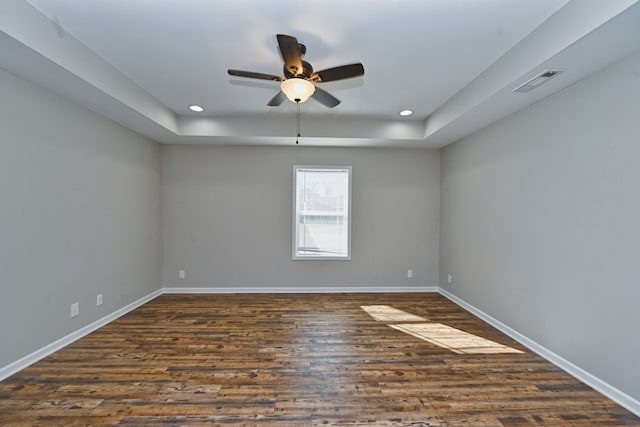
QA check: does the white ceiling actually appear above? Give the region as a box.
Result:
[1,0,639,148]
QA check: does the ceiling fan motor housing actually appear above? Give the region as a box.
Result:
[285,60,313,79]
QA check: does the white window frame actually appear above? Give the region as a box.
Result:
[292,165,352,260]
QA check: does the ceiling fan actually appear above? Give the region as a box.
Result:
[228,34,365,108]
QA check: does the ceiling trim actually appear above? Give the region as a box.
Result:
[1,0,639,148]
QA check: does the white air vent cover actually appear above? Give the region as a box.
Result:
[513,69,566,93]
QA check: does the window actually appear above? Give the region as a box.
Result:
[293,165,351,260]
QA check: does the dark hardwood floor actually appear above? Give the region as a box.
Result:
[1,293,638,426]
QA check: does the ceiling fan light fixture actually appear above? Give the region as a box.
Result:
[281,78,315,103]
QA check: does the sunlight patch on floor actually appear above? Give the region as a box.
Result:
[360,305,427,322]
[361,305,523,355]
[390,323,523,354]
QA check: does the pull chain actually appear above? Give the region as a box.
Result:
[296,100,301,144]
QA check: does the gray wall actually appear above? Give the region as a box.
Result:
[162,145,440,288]
[0,69,162,367]
[440,52,640,400]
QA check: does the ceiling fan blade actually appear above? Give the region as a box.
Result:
[267,91,287,107]
[277,34,303,76]
[312,63,365,82]
[312,87,341,108]
[228,69,283,81]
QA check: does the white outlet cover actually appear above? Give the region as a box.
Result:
[447,274,453,284]
[179,270,185,279]
[70,302,79,317]
[97,294,103,306]
[407,269,413,278]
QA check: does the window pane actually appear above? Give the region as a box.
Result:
[293,166,351,259]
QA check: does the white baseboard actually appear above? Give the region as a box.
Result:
[438,287,640,417]
[0,289,162,381]
[162,285,439,294]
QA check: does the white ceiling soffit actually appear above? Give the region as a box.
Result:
[1,0,639,148]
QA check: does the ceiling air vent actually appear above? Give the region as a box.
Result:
[513,69,565,93]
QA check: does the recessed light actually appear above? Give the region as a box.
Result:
[399,109,413,117]
[188,105,204,112]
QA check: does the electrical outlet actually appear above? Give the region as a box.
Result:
[97,294,103,306]
[70,302,79,318]
[179,269,185,279]
[447,274,453,284]
[407,269,413,279]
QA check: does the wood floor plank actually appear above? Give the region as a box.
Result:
[0,293,638,426]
